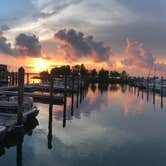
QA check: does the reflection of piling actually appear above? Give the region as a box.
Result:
[134,87,136,96]
[161,76,163,109]
[17,67,24,125]
[16,141,23,166]
[63,74,67,128]
[137,88,140,97]
[71,75,74,116]
[48,103,53,149]
[142,90,144,99]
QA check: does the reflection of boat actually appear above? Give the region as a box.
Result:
[0,96,39,119]
[0,117,38,157]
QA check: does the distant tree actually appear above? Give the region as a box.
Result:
[98,68,109,84]
[110,71,121,78]
[90,69,97,78]
[51,65,71,76]
[72,64,88,77]
[120,70,129,80]
[40,71,50,82]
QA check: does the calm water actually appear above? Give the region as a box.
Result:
[0,84,166,166]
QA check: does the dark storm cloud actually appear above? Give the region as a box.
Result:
[0,31,17,55]
[16,33,41,57]
[54,29,111,62]
[0,32,42,57]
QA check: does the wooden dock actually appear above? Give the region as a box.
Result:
[0,91,64,105]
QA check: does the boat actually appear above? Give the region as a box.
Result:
[0,96,39,119]
[0,126,6,142]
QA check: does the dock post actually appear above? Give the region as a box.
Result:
[161,76,163,109]
[49,74,54,101]
[146,77,149,102]
[71,74,74,116]
[153,76,156,105]
[17,67,25,125]
[80,76,82,103]
[27,73,30,85]
[76,76,79,108]
[15,72,18,85]
[63,73,67,128]
[11,72,15,86]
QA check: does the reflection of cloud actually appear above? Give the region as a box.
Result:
[123,93,146,116]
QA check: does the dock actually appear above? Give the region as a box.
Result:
[0,91,64,105]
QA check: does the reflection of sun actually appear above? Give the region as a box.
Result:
[33,58,49,72]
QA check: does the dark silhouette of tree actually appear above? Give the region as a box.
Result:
[98,68,109,84]
[51,65,71,76]
[90,69,97,78]
[110,71,121,78]
[40,71,50,82]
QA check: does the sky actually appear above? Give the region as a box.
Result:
[0,0,165,76]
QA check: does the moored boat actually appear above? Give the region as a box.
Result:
[0,126,6,142]
[0,96,39,119]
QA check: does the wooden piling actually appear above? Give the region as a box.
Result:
[80,76,82,103]
[146,77,149,102]
[76,76,79,108]
[27,73,30,85]
[71,74,74,116]
[161,76,163,109]
[17,67,25,125]
[153,76,156,105]
[15,72,18,85]
[63,73,67,128]
[49,75,54,102]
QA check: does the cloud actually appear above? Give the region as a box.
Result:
[0,25,10,31]
[0,31,16,55]
[122,38,155,68]
[54,29,111,62]
[0,32,42,57]
[32,0,82,19]
[15,33,42,57]
[122,38,166,72]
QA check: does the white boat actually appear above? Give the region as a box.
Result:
[0,96,39,119]
[0,126,6,141]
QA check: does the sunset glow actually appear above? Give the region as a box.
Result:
[33,58,49,72]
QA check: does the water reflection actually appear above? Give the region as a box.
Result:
[0,84,166,166]
[0,118,38,166]
[48,104,53,149]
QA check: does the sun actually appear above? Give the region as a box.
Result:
[33,58,49,72]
